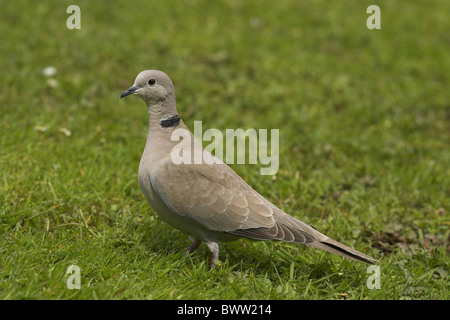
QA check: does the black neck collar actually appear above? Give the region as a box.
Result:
[160,115,181,128]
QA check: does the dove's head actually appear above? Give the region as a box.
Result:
[121,70,175,105]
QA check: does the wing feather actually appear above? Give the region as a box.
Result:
[150,159,316,243]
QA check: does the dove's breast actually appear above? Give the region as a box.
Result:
[138,149,181,225]
[138,149,234,243]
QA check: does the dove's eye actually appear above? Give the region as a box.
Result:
[148,78,157,86]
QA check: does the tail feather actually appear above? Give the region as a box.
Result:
[309,237,377,264]
[228,218,378,264]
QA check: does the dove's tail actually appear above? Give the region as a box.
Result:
[308,237,378,264]
[227,218,377,264]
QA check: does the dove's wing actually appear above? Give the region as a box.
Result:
[150,159,316,244]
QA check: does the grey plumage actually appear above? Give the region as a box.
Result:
[121,70,377,267]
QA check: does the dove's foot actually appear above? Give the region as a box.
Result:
[206,242,220,268]
[183,237,201,256]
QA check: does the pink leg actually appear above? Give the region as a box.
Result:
[183,237,201,256]
[206,242,219,268]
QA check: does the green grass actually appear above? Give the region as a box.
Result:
[1,0,449,300]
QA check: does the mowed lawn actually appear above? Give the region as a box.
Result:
[0,0,448,299]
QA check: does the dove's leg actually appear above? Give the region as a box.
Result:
[183,237,201,256]
[205,242,220,268]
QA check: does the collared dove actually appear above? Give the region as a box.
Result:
[121,70,377,267]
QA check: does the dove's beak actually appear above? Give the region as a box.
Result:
[121,85,139,98]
